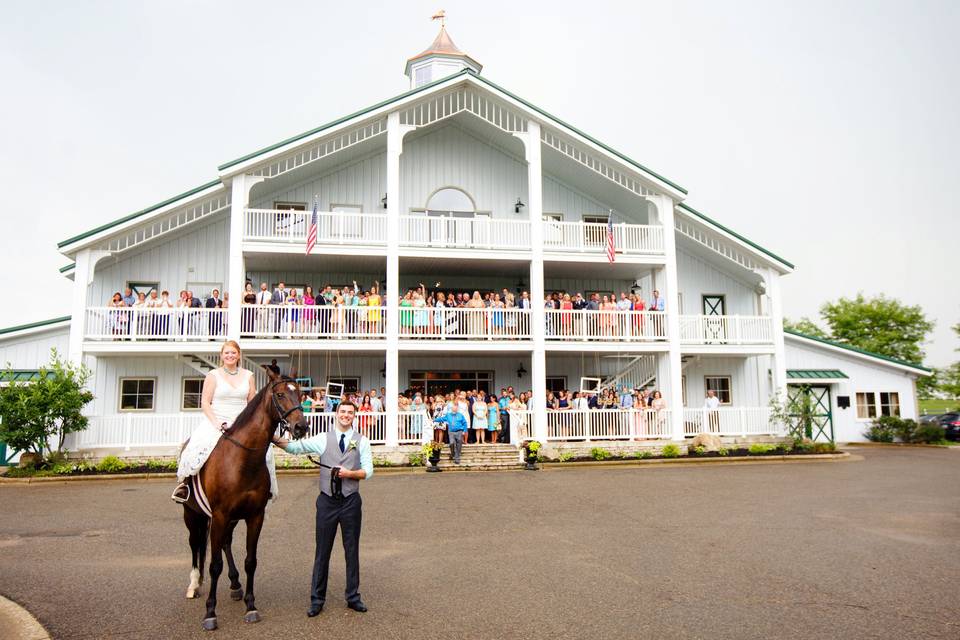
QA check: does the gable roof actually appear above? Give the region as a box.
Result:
[784,329,931,375]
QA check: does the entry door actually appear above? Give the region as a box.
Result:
[787,384,834,442]
[702,295,726,343]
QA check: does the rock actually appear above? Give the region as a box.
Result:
[18,452,42,468]
[689,433,722,452]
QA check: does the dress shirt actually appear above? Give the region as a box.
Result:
[619,394,634,409]
[617,299,632,311]
[434,412,469,432]
[283,426,374,479]
[257,290,272,305]
[704,396,721,410]
[122,294,136,306]
[651,297,665,311]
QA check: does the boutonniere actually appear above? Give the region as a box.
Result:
[347,440,359,451]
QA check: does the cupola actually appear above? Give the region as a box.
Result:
[405,11,482,89]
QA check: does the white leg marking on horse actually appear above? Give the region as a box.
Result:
[187,568,201,598]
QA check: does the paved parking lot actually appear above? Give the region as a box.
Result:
[0,447,958,639]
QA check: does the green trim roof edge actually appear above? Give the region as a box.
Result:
[784,328,931,373]
[677,202,794,269]
[0,370,53,382]
[0,316,71,336]
[217,69,688,195]
[57,179,223,249]
[59,263,76,273]
[786,369,849,379]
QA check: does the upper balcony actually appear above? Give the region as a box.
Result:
[242,208,663,262]
[679,315,775,351]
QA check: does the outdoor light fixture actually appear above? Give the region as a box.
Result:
[381,194,388,209]
[514,198,525,213]
[517,363,528,379]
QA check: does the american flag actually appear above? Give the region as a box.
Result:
[606,214,616,263]
[305,201,318,255]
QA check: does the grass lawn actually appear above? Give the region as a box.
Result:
[919,398,960,415]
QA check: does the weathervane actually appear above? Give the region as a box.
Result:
[431,9,446,28]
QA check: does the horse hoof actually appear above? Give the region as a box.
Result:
[230,588,243,601]
[186,588,201,599]
[244,610,261,624]
[202,617,218,631]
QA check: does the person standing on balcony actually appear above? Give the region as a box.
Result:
[704,389,721,433]
[434,403,468,464]
[367,285,382,337]
[650,290,665,337]
[466,291,485,337]
[273,401,373,616]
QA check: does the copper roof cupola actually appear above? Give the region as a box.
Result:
[405,11,482,89]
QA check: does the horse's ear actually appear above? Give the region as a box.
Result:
[262,364,278,381]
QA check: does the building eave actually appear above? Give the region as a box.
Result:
[784,329,931,376]
[0,316,71,341]
[677,202,794,273]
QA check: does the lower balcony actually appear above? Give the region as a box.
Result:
[682,407,775,437]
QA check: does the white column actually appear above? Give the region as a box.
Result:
[653,195,685,441]
[68,249,92,364]
[228,175,250,342]
[384,112,406,447]
[765,267,788,398]
[524,122,548,443]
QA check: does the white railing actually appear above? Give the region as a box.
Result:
[509,409,534,443]
[240,305,386,339]
[306,411,387,445]
[398,411,431,445]
[73,414,196,450]
[542,221,664,255]
[398,307,531,340]
[546,409,672,441]
[399,216,531,251]
[544,310,667,341]
[679,315,775,345]
[84,307,228,342]
[244,209,387,245]
[682,407,780,437]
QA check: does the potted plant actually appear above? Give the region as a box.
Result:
[522,440,541,470]
[422,440,444,472]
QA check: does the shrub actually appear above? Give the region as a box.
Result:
[408,453,424,467]
[748,443,775,455]
[863,422,895,443]
[661,444,680,458]
[793,439,815,453]
[557,451,574,462]
[372,457,394,467]
[717,447,729,456]
[912,423,946,444]
[96,455,127,473]
[691,445,707,456]
[812,441,837,453]
[590,447,612,461]
[146,459,175,471]
[777,442,794,453]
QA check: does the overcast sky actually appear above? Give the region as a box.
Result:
[1,0,957,365]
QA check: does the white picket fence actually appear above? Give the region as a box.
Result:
[682,407,780,436]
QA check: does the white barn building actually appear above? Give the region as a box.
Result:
[0,27,930,459]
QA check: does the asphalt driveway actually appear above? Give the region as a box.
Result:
[0,447,957,639]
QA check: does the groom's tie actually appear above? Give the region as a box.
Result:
[339,433,346,453]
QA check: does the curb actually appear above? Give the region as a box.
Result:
[0,595,50,640]
[540,451,851,470]
[842,442,959,449]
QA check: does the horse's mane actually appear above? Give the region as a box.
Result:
[224,375,297,435]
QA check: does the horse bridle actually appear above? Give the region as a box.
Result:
[220,380,304,454]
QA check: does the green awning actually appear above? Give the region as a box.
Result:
[0,370,53,383]
[787,369,848,380]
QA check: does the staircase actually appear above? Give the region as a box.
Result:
[177,354,269,389]
[434,443,523,471]
[601,355,657,392]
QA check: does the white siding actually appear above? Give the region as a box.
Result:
[785,338,920,443]
[251,151,387,213]
[88,217,229,305]
[86,356,204,416]
[542,175,647,224]
[0,326,71,369]
[681,356,769,408]
[676,249,759,315]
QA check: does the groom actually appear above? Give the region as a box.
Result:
[274,401,373,615]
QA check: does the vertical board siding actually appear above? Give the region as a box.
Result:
[89,217,230,305]
[400,124,527,217]
[677,249,759,315]
[245,271,386,291]
[0,327,71,369]
[88,356,205,416]
[252,152,387,212]
[681,356,765,407]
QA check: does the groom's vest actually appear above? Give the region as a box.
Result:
[319,428,363,497]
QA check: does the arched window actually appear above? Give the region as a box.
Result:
[426,188,475,214]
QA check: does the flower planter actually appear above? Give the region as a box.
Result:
[427,452,442,472]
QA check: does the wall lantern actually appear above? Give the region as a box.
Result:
[381,194,388,209]
[514,198,525,213]
[517,363,528,379]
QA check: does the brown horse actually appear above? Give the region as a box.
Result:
[182,368,308,631]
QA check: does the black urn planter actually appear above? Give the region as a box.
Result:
[524,453,539,471]
[426,452,442,472]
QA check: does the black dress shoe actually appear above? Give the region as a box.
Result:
[347,600,368,613]
[307,604,323,617]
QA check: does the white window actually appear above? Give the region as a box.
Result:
[415,66,432,87]
[119,378,155,411]
[880,392,900,417]
[856,392,877,419]
[182,378,204,411]
[327,377,361,395]
[704,376,732,405]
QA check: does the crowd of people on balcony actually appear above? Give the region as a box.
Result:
[104,287,227,339]
[239,281,384,337]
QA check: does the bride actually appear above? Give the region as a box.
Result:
[172,340,276,502]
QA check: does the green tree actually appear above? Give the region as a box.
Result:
[819,293,933,364]
[0,350,93,458]
[783,317,828,338]
[915,368,940,400]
